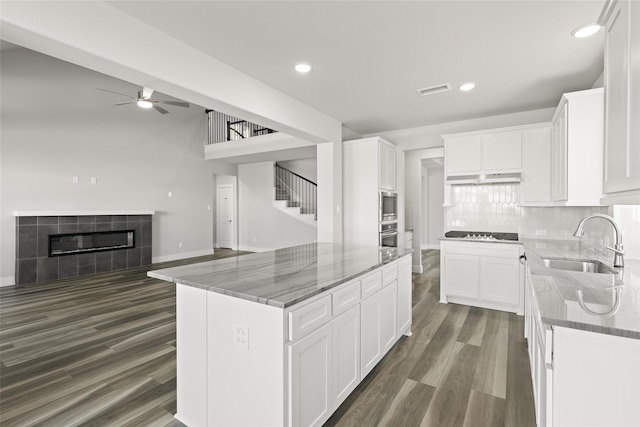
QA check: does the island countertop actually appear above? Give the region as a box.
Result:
[148,243,412,308]
[523,238,640,339]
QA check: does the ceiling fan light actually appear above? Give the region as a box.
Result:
[137,99,153,109]
[571,23,601,38]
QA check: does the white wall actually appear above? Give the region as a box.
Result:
[238,162,317,252]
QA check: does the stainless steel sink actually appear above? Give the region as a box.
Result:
[541,257,617,274]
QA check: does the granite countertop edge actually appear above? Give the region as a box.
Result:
[148,244,412,309]
[522,238,640,340]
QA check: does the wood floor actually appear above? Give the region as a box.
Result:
[0,249,535,427]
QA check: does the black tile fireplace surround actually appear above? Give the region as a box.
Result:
[15,215,152,285]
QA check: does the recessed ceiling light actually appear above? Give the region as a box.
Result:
[571,23,601,38]
[459,82,476,92]
[294,62,312,73]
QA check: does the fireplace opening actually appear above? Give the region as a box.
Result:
[49,230,135,257]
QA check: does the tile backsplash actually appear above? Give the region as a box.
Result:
[444,183,640,260]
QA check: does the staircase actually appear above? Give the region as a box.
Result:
[274,163,317,222]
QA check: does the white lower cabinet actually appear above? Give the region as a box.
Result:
[332,305,360,407]
[397,256,412,335]
[289,322,333,427]
[440,241,523,313]
[175,255,412,427]
[525,269,640,427]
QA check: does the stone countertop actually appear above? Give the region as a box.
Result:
[148,243,412,308]
[523,238,640,339]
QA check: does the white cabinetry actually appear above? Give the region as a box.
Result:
[440,241,523,314]
[344,137,398,247]
[444,130,522,176]
[289,322,333,427]
[397,256,412,335]
[602,0,640,203]
[379,140,397,191]
[524,269,640,427]
[173,254,412,427]
[520,126,552,205]
[550,88,604,205]
[332,305,360,407]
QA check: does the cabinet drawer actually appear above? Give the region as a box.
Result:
[289,295,332,342]
[332,281,361,317]
[361,271,383,300]
[382,263,398,286]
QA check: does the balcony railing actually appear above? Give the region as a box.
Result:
[206,110,276,144]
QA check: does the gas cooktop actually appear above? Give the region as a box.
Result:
[444,231,519,241]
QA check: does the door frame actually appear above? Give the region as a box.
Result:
[217,184,236,250]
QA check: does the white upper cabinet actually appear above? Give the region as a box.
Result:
[602,0,640,204]
[520,125,552,205]
[445,130,521,176]
[379,140,397,191]
[550,88,604,206]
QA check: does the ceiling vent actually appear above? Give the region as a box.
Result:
[416,83,452,97]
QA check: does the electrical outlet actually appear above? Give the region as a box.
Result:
[168,191,173,198]
[233,324,249,349]
[535,229,547,236]
[90,177,97,185]
[72,176,79,184]
[178,242,183,248]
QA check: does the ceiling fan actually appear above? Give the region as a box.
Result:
[95,86,190,114]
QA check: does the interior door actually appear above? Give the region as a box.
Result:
[218,185,234,249]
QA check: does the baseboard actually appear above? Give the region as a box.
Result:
[1,276,16,287]
[152,249,214,264]
[238,245,271,253]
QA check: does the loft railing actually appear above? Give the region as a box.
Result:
[206,110,276,144]
[274,163,317,220]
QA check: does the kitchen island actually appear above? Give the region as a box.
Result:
[522,239,640,427]
[148,243,412,427]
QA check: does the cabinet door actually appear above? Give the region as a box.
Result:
[360,290,383,378]
[444,253,479,299]
[521,127,552,204]
[482,131,522,173]
[445,135,482,175]
[397,257,412,335]
[604,0,640,194]
[333,305,360,408]
[289,323,333,427]
[480,255,520,306]
[379,141,396,191]
[380,282,398,354]
[551,103,568,202]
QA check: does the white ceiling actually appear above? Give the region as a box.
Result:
[106,0,605,136]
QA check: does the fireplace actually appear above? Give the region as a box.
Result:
[49,230,135,257]
[14,212,153,285]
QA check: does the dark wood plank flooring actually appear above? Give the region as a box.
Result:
[0,249,535,426]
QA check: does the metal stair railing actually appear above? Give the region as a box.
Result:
[274,163,317,220]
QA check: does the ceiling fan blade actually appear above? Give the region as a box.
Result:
[95,88,135,99]
[113,101,136,106]
[153,105,169,114]
[156,100,190,108]
[142,87,154,99]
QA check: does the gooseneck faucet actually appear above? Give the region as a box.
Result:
[573,213,625,268]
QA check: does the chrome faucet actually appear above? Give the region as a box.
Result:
[573,214,625,268]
